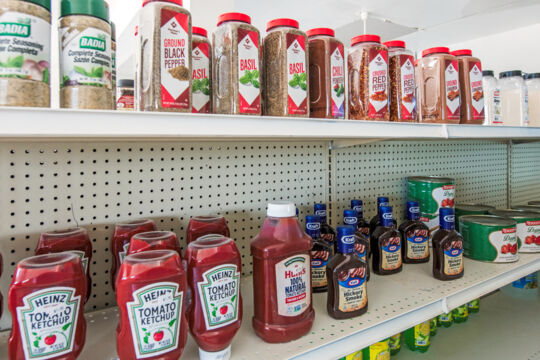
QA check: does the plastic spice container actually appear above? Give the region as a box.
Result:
[348,34,389,120]
[0,0,51,108]
[192,26,211,113]
[213,13,261,115]
[263,18,309,117]
[526,73,540,126]
[415,59,422,121]
[482,70,501,125]
[306,28,345,119]
[499,70,528,126]
[111,21,116,96]
[59,0,114,109]
[384,40,416,122]
[116,79,134,110]
[138,0,192,112]
[451,49,484,124]
[418,47,460,123]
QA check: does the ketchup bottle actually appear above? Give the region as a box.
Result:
[111,219,156,290]
[343,209,370,281]
[127,231,182,256]
[36,227,93,302]
[116,250,188,360]
[9,253,87,360]
[251,201,315,343]
[351,199,370,240]
[185,234,242,359]
[186,215,230,244]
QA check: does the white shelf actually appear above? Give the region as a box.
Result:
[1,254,538,360]
[1,108,540,144]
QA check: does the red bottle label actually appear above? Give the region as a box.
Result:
[238,28,261,114]
[275,254,311,316]
[330,42,345,118]
[287,34,308,115]
[192,41,210,113]
[117,94,134,110]
[445,59,460,119]
[368,48,388,118]
[399,55,416,120]
[469,61,484,120]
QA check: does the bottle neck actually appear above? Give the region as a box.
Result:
[407,210,419,221]
[380,213,393,227]
[306,228,321,239]
[315,210,327,223]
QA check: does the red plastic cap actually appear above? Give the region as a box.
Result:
[267,18,299,31]
[351,34,381,46]
[217,12,251,26]
[306,28,335,38]
[192,26,207,37]
[383,40,405,48]
[422,47,450,57]
[450,49,472,57]
[143,0,183,6]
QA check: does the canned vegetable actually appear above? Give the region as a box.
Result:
[455,203,494,231]
[488,209,540,253]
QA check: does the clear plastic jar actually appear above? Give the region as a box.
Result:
[116,79,134,110]
[384,40,416,122]
[213,13,261,115]
[526,73,540,127]
[306,28,345,119]
[111,21,116,96]
[482,70,501,125]
[263,18,309,117]
[348,34,389,121]
[451,49,484,124]
[415,59,422,121]
[192,26,211,113]
[499,70,528,126]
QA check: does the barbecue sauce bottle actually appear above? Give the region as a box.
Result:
[351,199,370,240]
[314,203,336,254]
[369,196,397,233]
[371,206,403,275]
[432,208,464,280]
[399,201,430,264]
[306,214,332,293]
[343,209,370,281]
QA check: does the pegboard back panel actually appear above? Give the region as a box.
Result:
[510,141,540,206]
[330,140,508,227]
[0,141,328,330]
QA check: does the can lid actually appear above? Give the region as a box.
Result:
[488,209,540,219]
[499,70,522,79]
[459,214,516,227]
[217,12,251,26]
[408,176,454,184]
[117,79,134,88]
[192,26,208,37]
[26,0,51,11]
[422,47,450,57]
[450,49,472,57]
[482,70,494,77]
[351,34,381,46]
[525,73,540,80]
[455,203,494,212]
[267,18,299,32]
[143,0,183,6]
[306,28,335,37]
[383,40,405,48]
[267,201,296,217]
[61,0,110,21]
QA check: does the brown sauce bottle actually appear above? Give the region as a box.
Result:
[432,208,464,280]
[306,215,332,293]
[398,201,430,264]
[371,206,403,275]
[369,196,397,233]
[314,203,336,255]
[343,209,370,281]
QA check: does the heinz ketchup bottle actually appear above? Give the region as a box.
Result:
[251,201,315,343]
[186,215,230,244]
[127,231,182,256]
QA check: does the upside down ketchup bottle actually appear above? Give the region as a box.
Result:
[185,234,242,359]
[186,215,230,244]
[251,201,315,343]
[127,231,182,256]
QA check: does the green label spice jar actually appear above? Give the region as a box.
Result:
[191,26,211,113]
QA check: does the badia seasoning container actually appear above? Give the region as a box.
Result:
[0,0,51,108]
[450,49,484,124]
[213,13,261,115]
[384,40,416,122]
[348,34,389,120]
[306,28,345,119]
[138,0,192,112]
[488,209,540,253]
[418,47,460,123]
[263,18,309,117]
[192,26,211,113]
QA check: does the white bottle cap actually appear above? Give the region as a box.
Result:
[267,201,296,217]
[199,345,231,360]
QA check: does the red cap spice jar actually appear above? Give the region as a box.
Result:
[450,49,484,124]
[263,19,309,117]
[306,28,345,119]
[192,26,212,113]
[383,40,416,122]
[418,47,460,123]
[348,35,389,120]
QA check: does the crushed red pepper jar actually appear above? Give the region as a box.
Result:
[450,49,485,124]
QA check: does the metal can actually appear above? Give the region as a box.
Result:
[513,205,540,213]
[488,209,540,253]
[455,203,495,231]
[459,215,518,263]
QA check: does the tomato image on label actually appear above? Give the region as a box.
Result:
[489,227,518,262]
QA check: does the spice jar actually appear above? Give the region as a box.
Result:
[418,47,460,124]
[525,73,540,126]
[499,70,528,126]
[138,0,192,112]
[116,79,134,110]
[348,34,389,121]
[0,0,51,108]
[111,21,116,96]
[192,26,211,113]
[306,28,345,119]
[450,49,484,124]
[59,0,114,109]
[263,18,309,117]
[482,70,501,125]
[384,40,416,122]
[415,59,422,121]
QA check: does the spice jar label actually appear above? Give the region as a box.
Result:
[159,9,190,109]
[337,268,367,312]
[287,34,308,115]
[400,55,416,120]
[117,94,134,110]
[60,26,111,89]
[445,60,460,119]
[275,254,311,317]
[237,28,261,113]
[192,42,210,113]
[330,43,345,118]
[0,12,50,83]
[469,62,485,119]
[368,49,389,118]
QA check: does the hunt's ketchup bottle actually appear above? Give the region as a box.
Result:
[251,201,315,343]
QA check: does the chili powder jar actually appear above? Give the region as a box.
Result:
[451,49,484,124]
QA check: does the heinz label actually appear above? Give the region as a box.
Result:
[368,49,388,118]
[192,41,210,113]
[445,60,460,119]
[287,34,308,115]
[469,62,484,120]
[238,28,261,113]
[275,255,311,316]
[330,43,345,118]
[400,55,416,120]
[337,268,367,312]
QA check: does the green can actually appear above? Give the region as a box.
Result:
[459,215,518,263]
[488,209,540,253]
[455,203,494,231]
[513,205,540,213]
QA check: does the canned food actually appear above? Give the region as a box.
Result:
[512,205,540,213]
[459,215,518,263]
[488,209,540,253]
[528,201,540,206]
[455,203,494,231]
